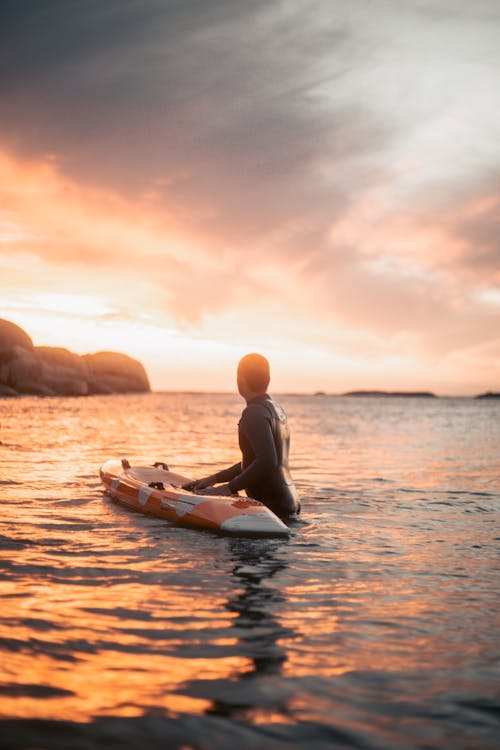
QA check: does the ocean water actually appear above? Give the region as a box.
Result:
[0,392,499,750]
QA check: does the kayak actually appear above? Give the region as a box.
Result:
[99,459,290,537]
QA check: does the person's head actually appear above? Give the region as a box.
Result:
[237,353,270,399]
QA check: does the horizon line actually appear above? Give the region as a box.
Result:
[150,389,499,399]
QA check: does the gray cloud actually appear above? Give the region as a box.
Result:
[0,1,390,244]
[1,0,499,358]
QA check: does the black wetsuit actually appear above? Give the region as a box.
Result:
[214,394,300,518]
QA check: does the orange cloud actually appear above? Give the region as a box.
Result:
[0,150,228,326]
[1,144,499,395]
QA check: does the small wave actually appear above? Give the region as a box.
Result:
[52,497,94,507]
[455,697,500,720]
[0,534,27,550]
[81,607,154,621]
[0,683,74,698]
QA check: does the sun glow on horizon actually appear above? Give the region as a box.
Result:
[2,297,494,396]
[32,293,116,318]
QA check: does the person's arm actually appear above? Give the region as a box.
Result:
[182,462,241,491]
[214,463,242,483]
[227,407,277,493]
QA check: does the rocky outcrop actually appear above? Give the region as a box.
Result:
[36,347,91,396]
[83,351,150,394]
[0,320,48,395]
[0,318,150,397]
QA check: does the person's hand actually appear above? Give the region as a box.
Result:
[182,475,215,491]
[198,483,233,496]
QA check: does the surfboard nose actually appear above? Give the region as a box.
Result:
[220,511,290,536]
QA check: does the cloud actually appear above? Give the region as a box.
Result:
[1,1,499,391]
[0,149,275,325]
[0,0,392,248]
[2,138,499,357]
[2,0,497,271]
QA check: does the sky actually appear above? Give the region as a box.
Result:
[1,0,499,394]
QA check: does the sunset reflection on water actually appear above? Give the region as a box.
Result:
[1,393,499,749]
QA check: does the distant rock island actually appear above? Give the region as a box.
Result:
[475,392,500,399]
[343,390,437,398]
[0,318,150,397]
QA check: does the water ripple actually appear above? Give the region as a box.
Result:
[0,393,499,749]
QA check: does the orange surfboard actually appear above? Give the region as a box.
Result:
[100,459,290,537]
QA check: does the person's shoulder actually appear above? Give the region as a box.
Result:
[242,402,268,417]
[241,399,272,422]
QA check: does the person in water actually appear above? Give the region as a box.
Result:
[183,353,300,518]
